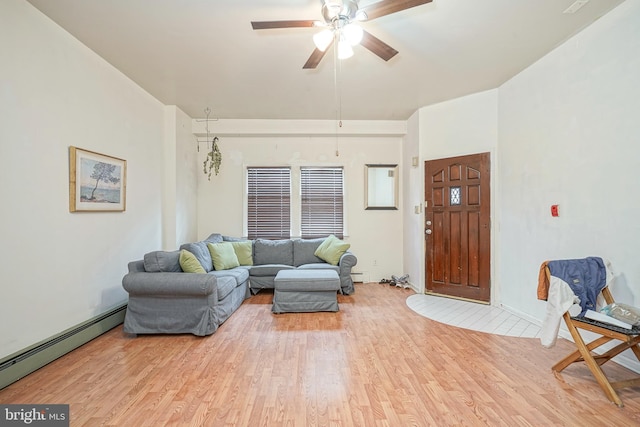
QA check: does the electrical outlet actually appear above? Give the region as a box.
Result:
[373,259,377,266]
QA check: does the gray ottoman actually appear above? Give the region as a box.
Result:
[272,269,340,313]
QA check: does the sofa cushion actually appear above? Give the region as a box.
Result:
[249,264,294,277]
[296,263,340,273]
[293,238,325,266]
[179,241,213,272]
[273,269,340,292]
[208,267,250,286]
[143,250,181,272]
[314,235,350,266]
[215,276,238,301]
[231,241,253,266]
[179,250,206,273]
[208,242,240,270]
[254,239,294,266]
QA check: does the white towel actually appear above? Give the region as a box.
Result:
[540,276,580,348]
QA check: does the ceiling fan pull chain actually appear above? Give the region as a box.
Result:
[333,41,342,157]
[205,107,211,151]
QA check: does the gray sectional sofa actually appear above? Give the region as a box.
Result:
[121,233,357,336]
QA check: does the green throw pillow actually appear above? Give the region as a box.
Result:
[179,250,206,273]
[231,241,253,266]
[207,242,240,270]
[314,235,350,266]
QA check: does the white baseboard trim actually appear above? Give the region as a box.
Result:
[0,304,126,390]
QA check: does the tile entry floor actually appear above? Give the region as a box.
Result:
[406,293,543,338]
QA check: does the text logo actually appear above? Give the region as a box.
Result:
[1,405,69,426]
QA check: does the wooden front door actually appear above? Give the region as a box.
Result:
[424,153,491,302]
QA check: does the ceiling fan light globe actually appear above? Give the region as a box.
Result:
[343,23,363,45]
[313,29,334,51]
[337,39,354,59]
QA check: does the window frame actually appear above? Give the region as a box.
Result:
[300,166,345,239]
[244,164,347,239]
[245,166,292,240]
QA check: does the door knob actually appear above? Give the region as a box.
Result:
[425,229,432,235]
[426,220,432,226]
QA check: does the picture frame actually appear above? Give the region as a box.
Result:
[69,146,127,212]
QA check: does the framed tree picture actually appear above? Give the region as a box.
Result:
[69,146,127,212]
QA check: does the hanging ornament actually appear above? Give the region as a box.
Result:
[202,107,222,180]
[204,136,221,180]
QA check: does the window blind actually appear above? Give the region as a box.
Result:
[247,167,291,239]
[301,167,344,239]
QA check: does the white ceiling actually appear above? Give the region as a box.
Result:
[26,0,624,121]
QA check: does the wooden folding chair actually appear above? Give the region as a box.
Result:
[548,267,640,407]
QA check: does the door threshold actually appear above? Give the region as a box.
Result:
[424,291,490,305]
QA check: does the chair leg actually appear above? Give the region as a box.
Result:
[576,329,622,405]
[630,341,640,360]
[560,314,624,407]
[597,337,640,364]
[577,341,624,407]
[552,335,611,373]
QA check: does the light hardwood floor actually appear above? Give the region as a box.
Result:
[2,283,640,426]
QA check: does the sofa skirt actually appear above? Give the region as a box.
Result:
[124,293,218,336]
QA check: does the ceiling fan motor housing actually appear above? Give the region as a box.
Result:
[322,0,359,24]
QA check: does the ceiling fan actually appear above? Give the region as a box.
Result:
[251,0,433,69]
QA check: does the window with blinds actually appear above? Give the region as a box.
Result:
[301,167,344,239]
[247,167,291,239]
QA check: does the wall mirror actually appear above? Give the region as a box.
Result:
[365,164,398,210]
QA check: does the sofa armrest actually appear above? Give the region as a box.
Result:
[128,260,146,273]
[337,251,358,295]
[122,272,217,297]
[338,251,357,270]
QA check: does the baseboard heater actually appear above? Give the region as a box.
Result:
[0,303,127,390]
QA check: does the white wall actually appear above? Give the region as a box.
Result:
[194,120,405,283]
[402,111,424,291]
[175,107,199,247]
[163,108,178,249]
[0,0,165,359]
[405,90,499,295]
[163,106,198,250]
[498,0,640,323]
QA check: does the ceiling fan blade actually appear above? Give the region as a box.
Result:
[361,0,432,21]
[360,30,398,62]
[303,44,333,69]
[251,20,316,30]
